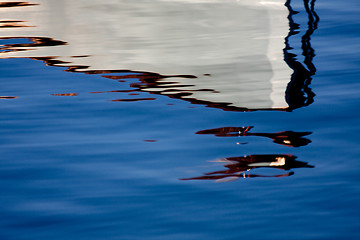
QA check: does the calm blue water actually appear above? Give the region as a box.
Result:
[1,0,360,239]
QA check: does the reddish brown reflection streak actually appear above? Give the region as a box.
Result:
[0,37,67,53]
[196,126,312,147]
[144,140,157,142]
[180,154,313,181]
[0,20,33,28]
[51,93,78,96]
[0,96,18,99]
[27,57,199,99]
[71,55,90,58]
[0,2,38,8]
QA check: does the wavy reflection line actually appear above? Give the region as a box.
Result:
[196,126,312,147]
[180,154,313,182]
[284,0,319,110]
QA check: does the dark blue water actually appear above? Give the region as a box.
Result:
[1,0,360,239]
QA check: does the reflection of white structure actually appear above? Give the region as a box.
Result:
[0,0,291,109]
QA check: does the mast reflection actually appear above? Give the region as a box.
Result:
[284,0,319,110]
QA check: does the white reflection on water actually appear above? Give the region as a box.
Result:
[0,0,292,109]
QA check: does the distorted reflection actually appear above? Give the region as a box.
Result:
[0,0,319,182]
[284,0,319,110]
[182,0,318,181]
[0,0,318,112]
[196,126,312,147]
[181,154,314,182]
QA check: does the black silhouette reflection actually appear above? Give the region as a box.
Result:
[284,0,319,110]
[196,126,312,147]
[181,154,314,181]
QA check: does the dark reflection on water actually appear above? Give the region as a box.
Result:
[0,96,18,99]
[196,126,312,147]
[0,20,32,28]
[181,154,313,181]
[284,0,319,110]
[0,1,38,8]
[0,37,67,53]
[51,93,78,96]
[185,126,312,181]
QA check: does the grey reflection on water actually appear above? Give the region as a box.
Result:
[0,0,291,110]
[0,0,319,112]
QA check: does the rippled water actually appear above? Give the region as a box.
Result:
[1,0,360,239]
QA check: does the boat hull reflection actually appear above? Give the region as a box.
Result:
[0,0,292,110]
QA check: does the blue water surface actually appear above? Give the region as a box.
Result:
[1,0,360,239]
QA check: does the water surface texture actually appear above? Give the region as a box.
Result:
[1,0,360,239]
